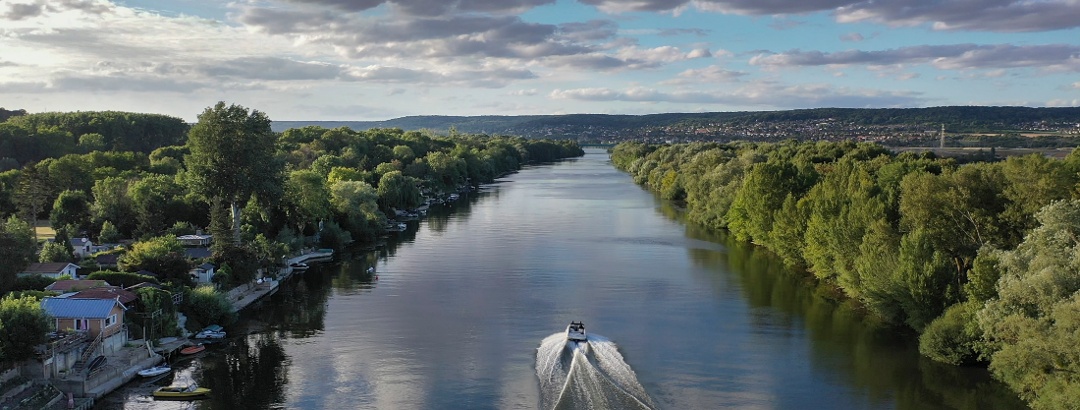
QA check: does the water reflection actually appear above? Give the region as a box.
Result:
[100,150,1025,410]
[679,218,1025,410]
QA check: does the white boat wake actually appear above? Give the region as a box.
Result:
[536,332,657,410]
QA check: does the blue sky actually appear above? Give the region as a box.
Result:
[1,0,1078,122]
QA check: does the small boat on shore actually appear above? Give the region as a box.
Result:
[180,344,205,355]
[153,384,210,399]
[138,364,171,377]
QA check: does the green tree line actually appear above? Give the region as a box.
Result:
[0,103,583,362]
[0,111,189,170]
[611,140,1080,409]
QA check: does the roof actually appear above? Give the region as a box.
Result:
[95,254,120,265]
[45,279,110,292]
[69,287,138,305]
[41,298,125,319]
[23,262,79,274]
[197,262,215,270]
[184,248,212,259]
[177,234,212,240]
[70,237,91,246]
[126,282,162,291]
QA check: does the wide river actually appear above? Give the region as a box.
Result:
[102,149,1026,409]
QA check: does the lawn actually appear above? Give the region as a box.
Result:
[34,219,55,242]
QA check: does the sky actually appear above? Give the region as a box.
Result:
[1,0,1078,122]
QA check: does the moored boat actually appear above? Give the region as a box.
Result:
[194,324,226,340]
[138,364,171,377]
[180,344,205,355]
[153,384,210,399]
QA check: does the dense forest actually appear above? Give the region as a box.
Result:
[611,140,1080,409]
[0,103,583,362]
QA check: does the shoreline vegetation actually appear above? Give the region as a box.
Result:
[0,102,585,401]
[611,140,1080,409]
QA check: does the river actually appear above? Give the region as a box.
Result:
[100,148,1026,409]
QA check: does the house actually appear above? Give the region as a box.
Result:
[40,297,126,342]
[177,234,212,247]
[70,237,92,259]
[190,262,216,284]
[45,279,110,293]
[19,262,81,279]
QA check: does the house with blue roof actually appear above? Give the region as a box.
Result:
[40,298,127,342]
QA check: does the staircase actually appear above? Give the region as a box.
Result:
[71,332,104,374]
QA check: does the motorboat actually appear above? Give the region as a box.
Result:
[153,384,210,399]
[566,321,587,343]
[180,344,205,355]
[195,324,226,339]
[289,262,309,270]
[138,364,172,377]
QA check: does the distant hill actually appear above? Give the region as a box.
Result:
[271,106,1080,143]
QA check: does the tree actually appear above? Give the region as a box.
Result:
[50,190,91,235]
[38,240,72,262]
[0,216,36,293]
[376,171,423,212]
[185,102,283,247]
[978,200,1080,407]
[0,295,51,362]
[14,165,52,238]
[329,180,384,240]
[118,236,192,286]
[90,177,135,238]
[98,220,120,243]
[284,170,330,236]
[128,174,185,237]
[182,285,236,329]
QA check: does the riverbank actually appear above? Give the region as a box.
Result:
[228,249,334,313]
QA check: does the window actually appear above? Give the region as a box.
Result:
[105,314,117,327]
[74,319,89,330]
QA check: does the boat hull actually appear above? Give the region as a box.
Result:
[137,365,171,377]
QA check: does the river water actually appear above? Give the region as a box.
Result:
[101,148,1026,409]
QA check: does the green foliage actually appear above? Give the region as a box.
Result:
[118,236,191,286]
[90,177,135,238]
[132,287,180,339]
[50,190,90,234]
[0,215,37,293]
[38,240,72,262]
[213,245,259,288]
[98,220,120,243]
[86,270,158,288]
[186,102,284,246]
[318,220,352,252]
[10,275,55,293]
[284,169,330,235]
[0,294,50,362]
[329,180,384,241]
[978,200,1080,406]
[376,171,423,212]
[182,286,235,329]
[920,301,983,365]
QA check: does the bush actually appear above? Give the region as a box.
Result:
[10,275,55,292]
[919,301,982,365]
[182,286,235,329]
